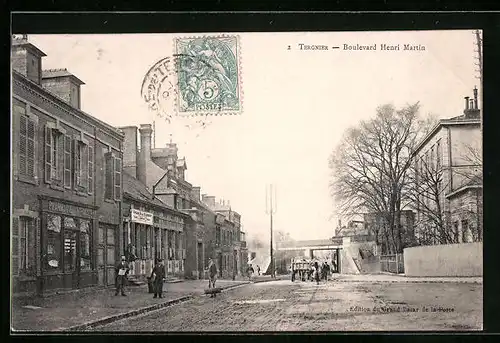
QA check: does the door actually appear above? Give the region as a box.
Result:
[218,253,223,277]
[197,242,203,279]
[97,225,106,286]
[63,229,78,289]
[233,250,238,277]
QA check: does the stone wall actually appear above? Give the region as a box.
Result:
[403,242,482,277]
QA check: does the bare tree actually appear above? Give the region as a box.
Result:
[407,155,453,245]
[329,103,436,254]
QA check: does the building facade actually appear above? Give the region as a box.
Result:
[412,89,482,245]
[120,123,248,279]
[122,172,189,282]
[11,36,124,295]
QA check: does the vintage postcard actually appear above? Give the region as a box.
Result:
[11,30,482,332]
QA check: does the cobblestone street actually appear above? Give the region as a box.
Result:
[99,279,482,331]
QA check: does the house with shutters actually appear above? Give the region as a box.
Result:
[11,35,125,296]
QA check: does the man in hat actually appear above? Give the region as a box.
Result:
[115,255,129,296]
[208,258,218,298]
[151,259,166,299]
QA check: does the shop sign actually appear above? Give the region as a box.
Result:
[131,209,154,225]
[48,200,93,218]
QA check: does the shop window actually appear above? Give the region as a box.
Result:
[46,215,62,271]
[80,220,92,270]
[64,230,77,272]
[140,226,146,259]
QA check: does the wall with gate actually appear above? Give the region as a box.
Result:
[403,242,482,277]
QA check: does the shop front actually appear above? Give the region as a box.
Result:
[39,198,98,293]
[124,205,186,281]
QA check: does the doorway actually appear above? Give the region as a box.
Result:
[197,242,203,279]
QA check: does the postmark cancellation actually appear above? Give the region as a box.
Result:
[174,35,242,116]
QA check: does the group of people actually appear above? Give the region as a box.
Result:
[291,260,335,285]
[114,256,166,299]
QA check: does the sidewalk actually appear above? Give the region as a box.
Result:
[11,279,249,332]
[330,273,483,284]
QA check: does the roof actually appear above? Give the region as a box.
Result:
[413,116,481,155]
[123,171,186,215]
[42,68,85,85]
[12,71,124,140]
[446,174,483,199]
[176,158,187,169]
[12,39,47,57]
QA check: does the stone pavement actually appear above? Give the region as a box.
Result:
[331,273,482,284]
[11,279,250,332]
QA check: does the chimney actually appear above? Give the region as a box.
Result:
[118,126,139,178]
[473,86,479,109]
[463,89,480,118]
[202,195,216,209]
[137,124,153,185]
[42,68,85,109]
[191,187,201,202]
[11,35,46,85]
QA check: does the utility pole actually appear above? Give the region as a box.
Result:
[265,184,277,278]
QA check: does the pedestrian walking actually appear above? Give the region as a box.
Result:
[257,265,261,276]
[151,259,166,299]
[314,261,320,285]
[115,256,129,296]
[208,258,218,298]
[246,264,254,280]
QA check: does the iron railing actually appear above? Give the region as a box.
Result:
[380,253,404,274]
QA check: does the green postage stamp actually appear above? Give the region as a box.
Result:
[174,35,242,116]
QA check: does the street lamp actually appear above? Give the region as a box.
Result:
[266,184,277,278]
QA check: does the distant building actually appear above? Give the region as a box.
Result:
[119,125,247,279]
[412,88,482,245]
[363,210,416,254]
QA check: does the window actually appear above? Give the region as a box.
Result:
[462,220,471,243]
[12,217,36,276]
[105,152,122,201]
[63,135,72,188]
[45,125,65,184]
[88,145,94,194]
[46,215,62,271]
[17,105,37,179]
[80,220,92,270]
[114,156,121,200]
[64,218,77,272]
[453,221,459,243]
[74,140,88,190]
[436,140,442,170]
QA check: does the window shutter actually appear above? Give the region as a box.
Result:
[81,143,89,191]
[57,134,64,181]
[27,118,36,178]
[114,156,122,200]
[88,145,94,194]
[19,115,27,176]
[74,140,81,188]
[12,217,19,275]
[64,135,72,188]
[105,153,113,200]
[44,126,52,183]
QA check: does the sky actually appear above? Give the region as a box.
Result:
[29,30,480,242]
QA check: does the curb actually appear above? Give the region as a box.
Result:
[63,282,251,331]
[332,279,482,284]
[63,295,193,331]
